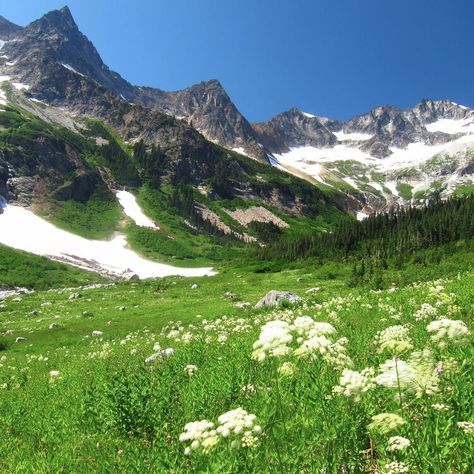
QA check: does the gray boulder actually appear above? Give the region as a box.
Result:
[255,290,301,309]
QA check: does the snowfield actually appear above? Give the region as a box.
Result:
[0,201,215,279]
[116,190,159,229]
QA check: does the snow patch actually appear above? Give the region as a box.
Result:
[334,131,373,141]
[0,204,214,279]
[425,117,474,135]
[12,82,29,91]
[0,75,11,82]
[116,190,159,230]
[302,111,315,118]
[232,147,247,156]
[29,98,48,106]
[0,40,5,49]
[356,211,368,221]
[0,89,7,106]
[60,63,85,78]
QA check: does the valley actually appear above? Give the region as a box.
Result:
[0,5,473,474]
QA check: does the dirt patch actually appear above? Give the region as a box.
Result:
[224,206,289,228]
[194,203,256,243]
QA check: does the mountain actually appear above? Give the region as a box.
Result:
[0,7,266,162]
[1,6,473,221]
[258,101,474,215]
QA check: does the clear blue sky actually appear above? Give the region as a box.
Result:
[1,0,473,122]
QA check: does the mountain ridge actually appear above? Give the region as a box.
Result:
[1,6,473,217]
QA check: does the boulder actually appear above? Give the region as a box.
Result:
[255,290,301,309]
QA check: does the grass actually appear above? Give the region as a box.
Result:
[0,244,473,472]
[396,182,413,200]
[0,244,103,290]
[43,186,123,240]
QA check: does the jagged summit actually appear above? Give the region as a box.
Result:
[0,15,23,40]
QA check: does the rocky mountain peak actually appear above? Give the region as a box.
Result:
[27,6,79,37]
[252,108,337,154]
[411,98,472,123]
[0,16,23,40]
[0,6,134,100]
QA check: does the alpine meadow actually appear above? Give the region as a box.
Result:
[0,3,473,473]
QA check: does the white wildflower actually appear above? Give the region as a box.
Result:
[431,403,450,411]
[414,302,437,321]
[368,413,406,434]
[252,320,293,362]
[184,364,198,376]
[333,368,375,402]
[384,461,410,474]
[374,325,413,354]
[376,349,439,398]
[179,420,219,455]
[426,319,470,349]
[216,408,262,448]
[277,361,298,376]
[457,421,474,435]
[387,436,411,452]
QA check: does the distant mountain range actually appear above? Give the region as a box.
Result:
[1,6,474,216]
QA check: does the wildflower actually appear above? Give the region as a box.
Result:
[376,349,439,398]
[184,364,198,376]
[241,384,256,394]
[387,436,411,452]
[374,325,413,354]
[431,403,450,411]
[383,461,410,474]
[294,334,332,358]
[49,370,60,378]
[216,408,262,448]
[278,362,297,376]
[179,420,219,455]
[332,368,375,402]
[368,413,406,434]
[457,421,474,435]
[252,320,293,362]
[414,303,437,321]
[91,330,103,337]
[426,319,470,349]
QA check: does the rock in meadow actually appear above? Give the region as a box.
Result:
[254,290,301,309]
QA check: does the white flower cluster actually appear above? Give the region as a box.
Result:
[144,343,174,364]
[252,317,352,368]
[332,368,376,402]
[387,435,411,452]
[179,420,219,455]
[252,320,293,362]
[184,364,198,376]
[368,413,406,434]
[383,461,410,474]
[426,319,470,349]
[374,325,413,354]
[414,302,437,321]
[376,349,439,398]
[457,421,474,435]
[180,408,262,455]
[216,408,262,448]
[277,361,298,376]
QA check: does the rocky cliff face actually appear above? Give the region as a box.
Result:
[0,7,266,162]
[135,80,267,162]
[253,108,339,154]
